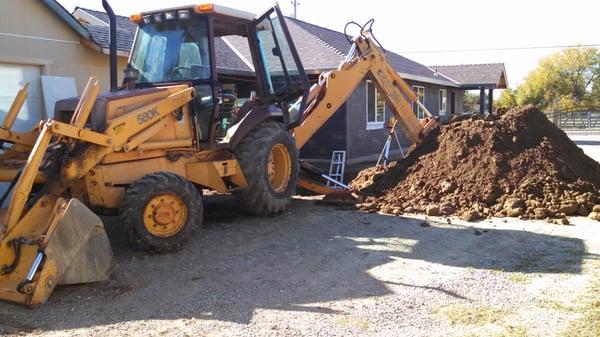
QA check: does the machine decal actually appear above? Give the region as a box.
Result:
[137,107,160,124]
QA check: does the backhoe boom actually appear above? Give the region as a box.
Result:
[293,33,437,150]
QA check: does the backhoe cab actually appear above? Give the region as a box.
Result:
[125,4,309,144]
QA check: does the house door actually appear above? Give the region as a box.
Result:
[0,63,44,131]
[450,92,456,115]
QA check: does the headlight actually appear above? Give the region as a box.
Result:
[165,11,176,20]
[178,10,191,20]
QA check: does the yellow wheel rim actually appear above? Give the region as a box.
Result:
[143,194,187,237]
[267,143,292,193]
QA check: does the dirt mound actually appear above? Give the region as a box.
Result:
[351,105,600,222]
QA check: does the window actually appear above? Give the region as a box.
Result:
[439,89,447,115]
[130,17,211,84]
[255,12,301,95]
[412,86,425,119]
[366,80,385,129]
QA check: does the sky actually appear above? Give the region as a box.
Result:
[57,0,600,88]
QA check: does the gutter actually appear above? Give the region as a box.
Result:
[398,72,460,88]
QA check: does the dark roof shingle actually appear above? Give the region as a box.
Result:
[74,7,137,54]
[83,24,134,54]
[75,7,137,32]
[289,18,457,85]
[431,63,508,88]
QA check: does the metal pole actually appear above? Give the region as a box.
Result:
[102,0,118,92]
[479,87,485,114]
[290,0,299,19]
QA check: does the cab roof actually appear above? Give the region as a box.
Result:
[138,4,256,36]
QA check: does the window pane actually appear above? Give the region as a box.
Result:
[131,17,211,84]
[440,89,447,112]
[256,17,285,94]
[367,81,375,123]
[255,13,301,95]
[376,90,385,122]
[413,86,425,119]
[270,13,300,82]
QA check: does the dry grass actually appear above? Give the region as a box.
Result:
[507,273,530,284]
[563,280,600,337]
[497,325,529,337]
[336,315,369,330]
[460,325,529,337]
[538,299,578,313]
[439,305,509,326]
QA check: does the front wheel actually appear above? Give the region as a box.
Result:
[233,120,299,215]
[120,172,203,253]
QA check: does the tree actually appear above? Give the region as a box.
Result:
[518,47,600,111]
[463,91,480,113]
[495,88,518,110]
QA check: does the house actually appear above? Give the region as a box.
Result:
[0,0,129,131]
[2,1,508,166]
[431,63,508,114]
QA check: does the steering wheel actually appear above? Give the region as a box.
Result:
[168,66,192,80]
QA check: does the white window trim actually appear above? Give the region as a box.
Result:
[439,89,447,115]
[366,80,385,130]
[412,85,425,119]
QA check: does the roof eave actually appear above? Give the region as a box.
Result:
[99,47,130,58]
[399,72,460,87]
[41,0,91,40]
[459,83,506,90]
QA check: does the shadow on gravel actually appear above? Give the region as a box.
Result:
[0,196,587,333]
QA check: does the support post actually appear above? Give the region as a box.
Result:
[488,88,494,113]
[479,87,485,114]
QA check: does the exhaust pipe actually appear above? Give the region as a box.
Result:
[102,0,118,92]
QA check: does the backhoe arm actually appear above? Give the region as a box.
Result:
[293,33,437,149]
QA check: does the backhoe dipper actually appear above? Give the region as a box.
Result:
[0,3,436,306]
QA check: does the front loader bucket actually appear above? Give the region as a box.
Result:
[45,198,113,285]
[0,198,113,307]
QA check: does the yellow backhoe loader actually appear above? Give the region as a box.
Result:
[0,2,437,307]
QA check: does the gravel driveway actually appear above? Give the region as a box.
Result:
[1,195,599,337]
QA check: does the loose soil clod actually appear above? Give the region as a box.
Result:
[351,105,600,221]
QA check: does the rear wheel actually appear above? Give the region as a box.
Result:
[233,120,298,215]
[120,172,203,253]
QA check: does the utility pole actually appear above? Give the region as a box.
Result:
[290,0,299,19]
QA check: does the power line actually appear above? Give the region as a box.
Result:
[401,43,600,54]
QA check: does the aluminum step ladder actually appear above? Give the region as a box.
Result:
[327,151,346,189]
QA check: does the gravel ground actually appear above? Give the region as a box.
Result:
[0,195,599,337]
[569,133,600,163]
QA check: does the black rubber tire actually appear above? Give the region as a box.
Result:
[233,120,299,215]
[120,172,203,253]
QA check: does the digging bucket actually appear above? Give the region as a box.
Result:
[0,197,114,307]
